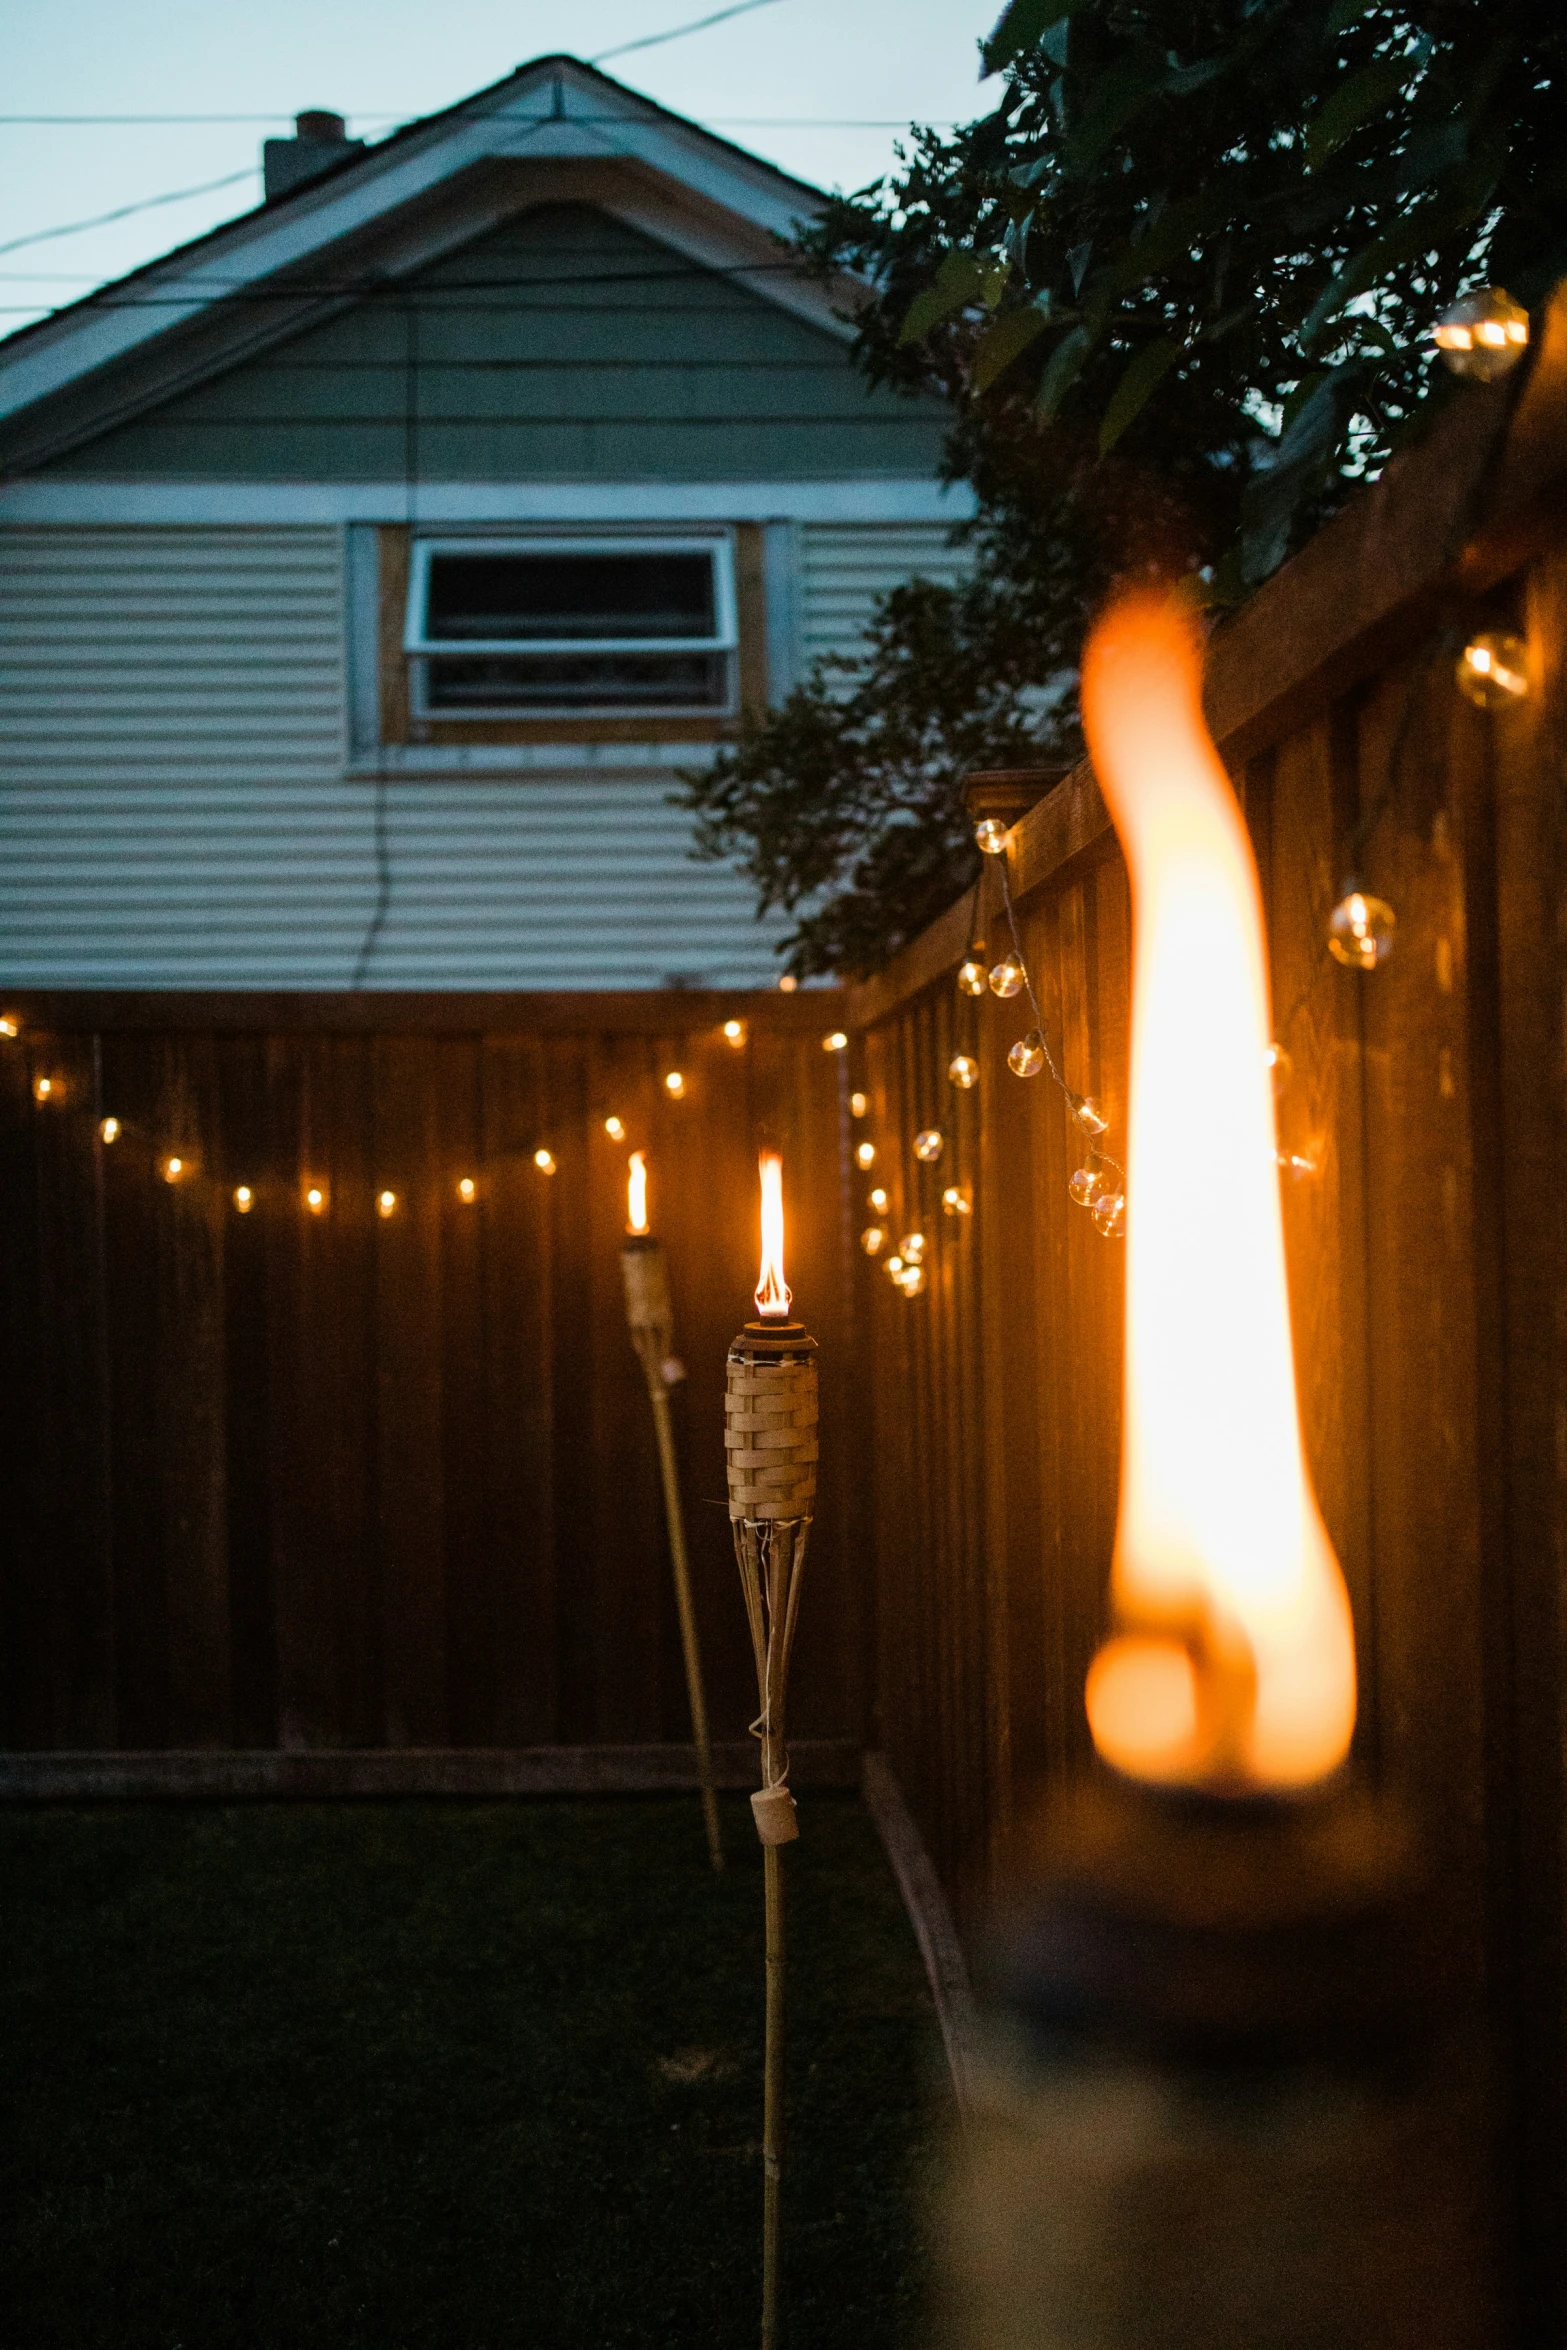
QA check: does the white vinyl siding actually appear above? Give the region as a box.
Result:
[797,521,969,676]
[0,525,784,989]
[0,520,965,989]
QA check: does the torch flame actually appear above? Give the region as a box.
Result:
[1080,594,1356,1791]
[755,1150,792,1318]
[627,1150,649,1236]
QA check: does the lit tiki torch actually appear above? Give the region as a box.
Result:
[726,1148,818,2350]
[944,597,1491,2346]
[620,1149,723,1874]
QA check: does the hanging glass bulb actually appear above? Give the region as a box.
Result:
[1068,1165,1102,1208]
[164,1156,186,1184]
[98,1116,121,1144]
[884,1253,905,1278]
[957,956,988,996]
[1091,1188,1126,1239]
[457,1176,477,1203]
[0,1016,18,1039]
[855,1140,877,1171]
[913,1128,945,1162]
[822,1031,849,1053]
[664,1070,685,1099]
[899,1263,928,1297]
[1434,287,1529,381]
[534,1148,557,1174]
[32,1075,53,1102]
[1328,886,1396,970]
[941,1184,972,1218]
[947,1052,980,1090]
[1457,632,1531,709]
[1264,1041,1292,1096]
[1070,1092,1109,1135]
[861,1225,886,1256]
[1007,1030,1046,1078]
[305,1184,327,1214]
[850,1090,868,1119]
[722,1019,746,1046]
[989,953,1025,999]
[1276,1150,1317,1181]
[868,1186,889,1213]
[973,817,1010,856]
[900,1231,926,1261]
[603,1114,626,1141]
[378,1189,398,1217]
[233,1185,254,1214]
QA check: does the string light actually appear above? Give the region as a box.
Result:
[913,1129,944,1162]
[900,1231,926,1261]
[957,955,988,995]
[0,1016,18,1038]
[377,1189,397,1217]
[1068,1165,1102,1208]
[897,1263,927,1296]
[1007,1031,1045,1079]
[604,1114,626,1141]
[855,1141,876,1170]
[868,1186,889,1212]
[885,1252,904,1277]
[850,1090,868,1118]
[1328,886,1396,970]
[457,1176,477,1203]
[98,1116,120,1143]
[233,1185,253,1213]
[1277,1151,1317,1181]
[941,1184,972,1217]
[163,1156,186,1184]
[723,1019,747,1045]
[534,1148,557,1174]
[777,974,798,993]
[1264,1042,1292,1095]
[822,1030,848,1053]
[947,1053,979,1089]
[989,952,1025,999]
[1090,1188,1126,1239]
[305,1184,326,1214]
[1069,1092,1109,1136]
[973,817,1010,856]
[1457,632,1531,709]
[1434,287,1529,381]
[664,1070,686,1099]
[33,1074,53,1101]
[861,1225,886,1255]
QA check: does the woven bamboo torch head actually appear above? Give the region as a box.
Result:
[726,1150,819,1521]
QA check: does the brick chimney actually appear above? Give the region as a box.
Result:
[262,110,364,203]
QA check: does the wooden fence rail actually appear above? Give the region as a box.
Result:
[0,991,861,1759]
[848,288,1567,2340]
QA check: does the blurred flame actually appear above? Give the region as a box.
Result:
[756,1150,792,1318]
[627,1150,649,1236]
[1080,594,1356,1791]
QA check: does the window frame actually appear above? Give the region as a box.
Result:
[401,532,741,721]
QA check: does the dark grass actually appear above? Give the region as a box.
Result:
[0,1793,945,2350]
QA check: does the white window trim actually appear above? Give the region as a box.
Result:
[402,531,739,720]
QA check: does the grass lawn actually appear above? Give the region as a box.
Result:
[0,1793,945,2349]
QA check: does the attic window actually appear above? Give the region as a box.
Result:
[404,537,738,717]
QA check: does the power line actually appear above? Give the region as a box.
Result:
[0,168,256,261]
[0,114,939,127]
[590,0,787,66]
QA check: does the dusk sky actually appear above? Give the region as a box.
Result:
[2,1,993,336]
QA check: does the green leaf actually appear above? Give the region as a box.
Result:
[898,252,985,345]
[981,0,1089,78]
[1035,324,1092,420]
[971,305,1052,394]
[1097,337,1181,453]
[1060,45,1168,178]
[1305,52,1421,169]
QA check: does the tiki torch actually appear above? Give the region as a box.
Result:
[726,1148,818,2350]
[620,1149,723,1874]
[943,598,1492,2346]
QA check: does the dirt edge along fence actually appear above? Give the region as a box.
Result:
[0,990,863,1763]
[848,284,1567,2342]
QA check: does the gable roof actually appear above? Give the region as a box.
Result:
[0,54,859,478]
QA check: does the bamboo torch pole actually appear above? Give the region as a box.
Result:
[726,1149,818,2350]
[621,1151,723,1874]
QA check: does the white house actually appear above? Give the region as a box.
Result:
[0,55,972,991]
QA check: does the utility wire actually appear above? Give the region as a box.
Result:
[0,167,256,259]
[591,0,786,65]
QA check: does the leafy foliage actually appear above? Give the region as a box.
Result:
[683,2,1565,978]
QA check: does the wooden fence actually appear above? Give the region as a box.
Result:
[0,991,861,1758]
[848,287,1567,2337]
